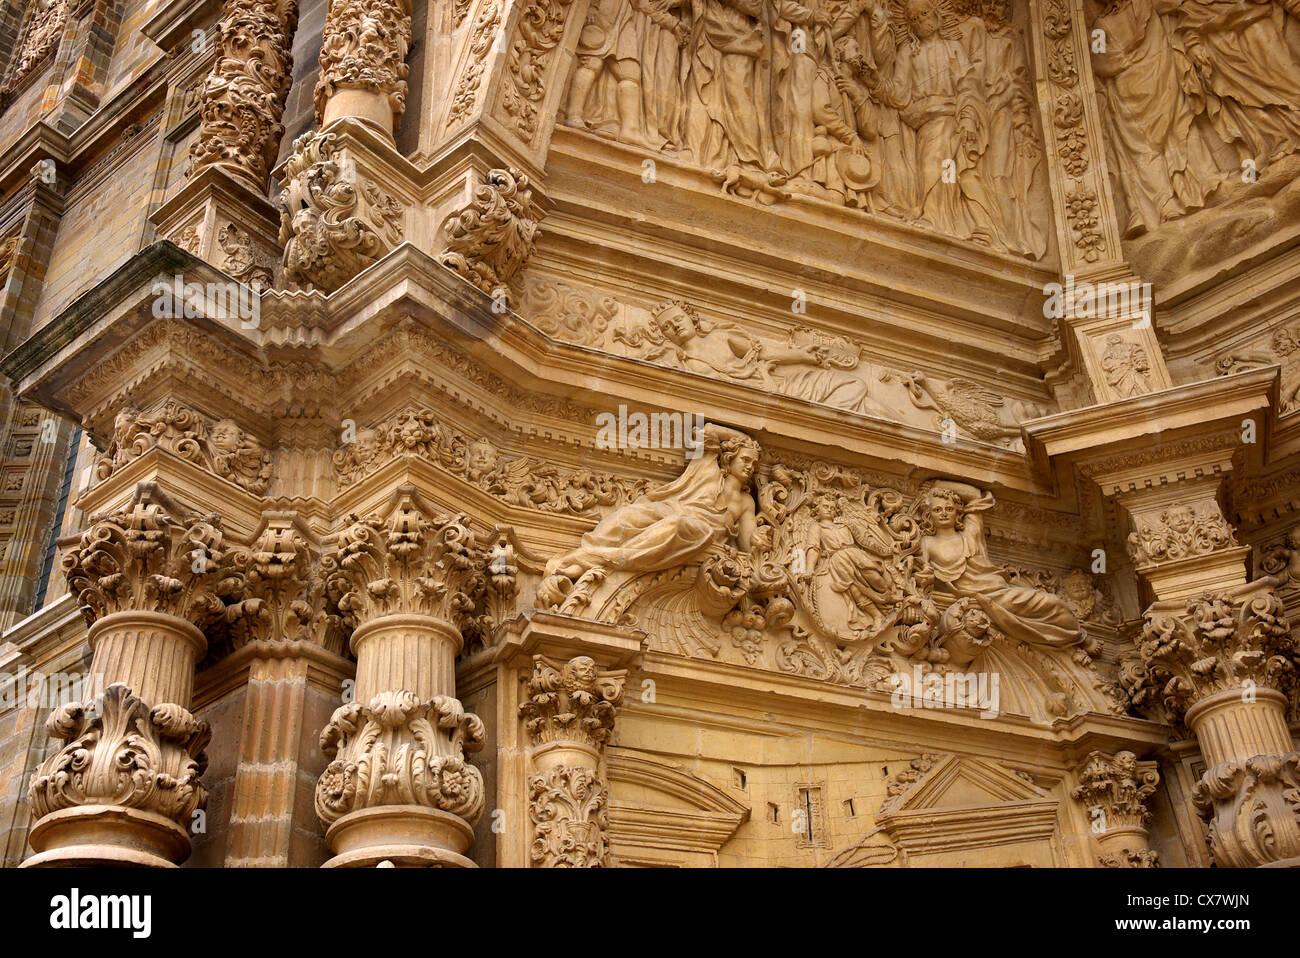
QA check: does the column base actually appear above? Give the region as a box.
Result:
[22,805,192,868]
[321,806,476,868]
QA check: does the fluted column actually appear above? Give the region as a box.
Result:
[1071,750,1161,867]
[314,486,515,867]
[519,654,627,867]
[315,0,412,137]
[22,484,240,868]
[1138,582,1300,867]
[187,0,301,195]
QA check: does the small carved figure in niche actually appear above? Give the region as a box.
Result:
[537,423,768,607]
[917,480,1083,648]
[1100,333,1153,397]
[798,493,898,634]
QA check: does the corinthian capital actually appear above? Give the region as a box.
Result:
[438,168,541,302]
[28,684,210,829]
[316,689,485,826]
[324,488,516,640]
[314,0,412,130]
[187,0,300,193]
[277,130,404,292]
[60,485,239,628]
[519,654,627,749]
[1071,750,1160,867]
[1137,587,1296,724]
[226,514,335,648]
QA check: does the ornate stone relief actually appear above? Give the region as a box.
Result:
[278,131,405,293]
[520,655,627,867]
[187,0,300,193]
[315,0,412,125]
[1126,500,1236,567]
[1086,0,1300,281]
[608,299,1035,445]
[1135,588,1296,727]
[223,516,338,651]
[500,0,577,143]
[316,689,487,826]
[0,0,69,94]
[332,405,648,516]
[560,0,1050,259]
[533,424,1103,719]
[1099,333,1152,398]
[520,277,618,346]
[438,168,541,299]
[1070,749,1160,867]
[446,0,502,129]
[216,223,275,287]
[1212,324,1300,414]
[96,401,273,495]
[60,495,239,628]
[28,683,210,829]
[1192,752,1300,869]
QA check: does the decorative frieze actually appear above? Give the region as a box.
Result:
[97,401,272,496]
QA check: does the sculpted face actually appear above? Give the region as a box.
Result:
[564,656,598,689]
[729,445,759,481]
[928,493,958,530]
[907,0,939,37]
[353,429,379,463]
[814,495,837,521]
[1164,504,1194,534]
[211,420,241,453]
[657,306,697,344]
[468,439,498,478]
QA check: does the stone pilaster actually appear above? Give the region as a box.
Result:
[315,0,412,136]
[1138,581,1300,867]
[314,486,514,867]
[1071,750,1160,867]
[500,612,643,867]
[22,483,241,867]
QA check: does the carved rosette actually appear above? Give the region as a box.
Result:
[314,0,411,132]
[316,690,486,825]
[1071,750,1160,867]
[519,654,626,867]
[1139,586,1300,866]
[187,0,300,194]
[277,130,404,293]
[438,168,540,301]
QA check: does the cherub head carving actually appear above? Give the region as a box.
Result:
[561,655,599,693]
[921,486,965,532]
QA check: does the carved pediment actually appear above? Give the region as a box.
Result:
[606,751,749,866]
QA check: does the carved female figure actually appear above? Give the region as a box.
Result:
[538,424,767,606]
[799,493,897,634]
[917,481,1082,648]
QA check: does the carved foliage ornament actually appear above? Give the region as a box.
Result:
[519,654,627,749]
[528,764,609,867]
[1126,501,1237,567]
[333,406,647,517]
[1192,751,1300,868]
[438,168,540,298]
[187,0,300,192]
[314,0,412,124]
[278,130,404,293]
[224,519,335,649]
[446,0,502,129]
[316,689,486,825]
[1071,750,1159,832]
[0,0,70,94]
[500,0,575,142]
[28,684,210,826]
[1137,589,1297,723]
[60,498,238,628]
[97,401,272,495]
[324,491,517,647]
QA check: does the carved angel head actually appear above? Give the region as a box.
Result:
[466,437,500,481]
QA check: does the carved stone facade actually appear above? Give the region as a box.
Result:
[0,0,1299,878]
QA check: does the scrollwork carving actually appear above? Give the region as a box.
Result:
[315,0,412,126]
[519,654,627,748]
[528,763,609,867]
[437,168,541,299]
